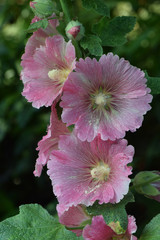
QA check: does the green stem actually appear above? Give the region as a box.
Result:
[130,176,160,191]
[59,0,71,23]
[66,226,84,230]
[72,39,82,59]
[59,0,82,59]
[66,219,92,231]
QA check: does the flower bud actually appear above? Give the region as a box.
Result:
[65,20,85,41]
[58,204,91,237]
[30,1,36,9]
[133,171,160,202]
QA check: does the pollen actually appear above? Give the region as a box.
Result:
[91,90,112,110]
[95,93,107,106]
[48,68,71,84]
[91,162,110,182]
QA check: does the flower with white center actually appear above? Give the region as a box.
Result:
[61,53,152,142]
[47,133,134,211]
[21,35,76,108]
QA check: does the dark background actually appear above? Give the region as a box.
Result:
[0,0,160,237]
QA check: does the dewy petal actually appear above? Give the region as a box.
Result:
[47,133,133,211]
[58,204,91,237]
[61,53,152,142]
[34,104,69,177]
[83,216,114,240]
[126,216,137,235]
[21,35,76,108]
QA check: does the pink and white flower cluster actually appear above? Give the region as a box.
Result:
[21,7,153,238]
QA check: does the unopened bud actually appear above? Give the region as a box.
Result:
[133,171,160,202]
[65,20,85,41]
[30,1,36,9]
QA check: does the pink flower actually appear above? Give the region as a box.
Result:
[21,14,76,108]
[61,53,152,142]
[21,35,76,108]
[57,204,91,237]
[83,215,137,240]
[34,104,69,177]
[47,134,134,211]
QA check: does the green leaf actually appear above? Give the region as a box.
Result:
[80,34,103,56]
[93,16,136,47]
[145,71,160,94]
[140,214,160,240]
[0,204,82,240]
[27,19,48,32]
[86,192,134,232]
[82,0,110,17]
[32,0,56,18]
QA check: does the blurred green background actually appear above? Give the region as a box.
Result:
[0,0,160,238]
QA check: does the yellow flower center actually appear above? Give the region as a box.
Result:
[91,162,110,182]
[48,68,71,84]
[91,89,112,110]
[95,93,107,106]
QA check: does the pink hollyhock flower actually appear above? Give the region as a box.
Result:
[57,204,91,236]
[47,134,134,211]
[21,34,76,108]
[83,215,137,240]
[34,104,69,177]
[61,53,152,142]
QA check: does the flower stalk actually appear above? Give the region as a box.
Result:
[59,0,71,23]
[59,0,82,59]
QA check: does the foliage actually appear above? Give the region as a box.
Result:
[87,192,134,232]
[0,204,83,240]
[140,214,160,240]
[28,19,48,32]
[145,71,160,95]
[80,34,103,56]
[81,0,110,17]
[92,16,136,47]
[0,0,160,239]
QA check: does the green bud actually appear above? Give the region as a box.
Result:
[133,171,160,202]
[65,20,85,41]
[31,0,56,18]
